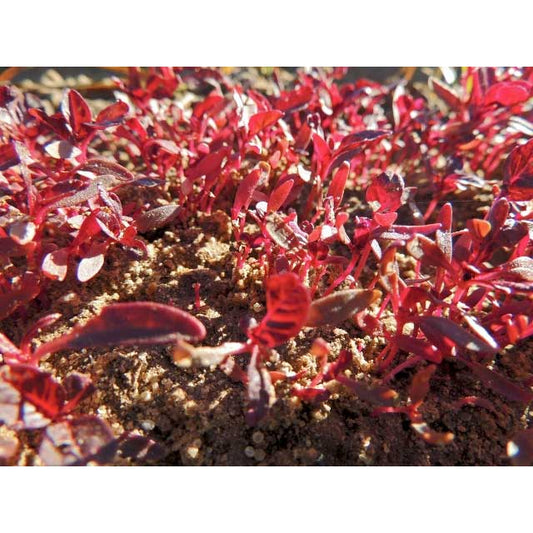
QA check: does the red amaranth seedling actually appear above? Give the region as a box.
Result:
[0,301,204,463]
[174,271,380,424]
[1,67,533,464]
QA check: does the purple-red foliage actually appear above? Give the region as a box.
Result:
[2,67,533,460]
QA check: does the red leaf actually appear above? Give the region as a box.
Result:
[312,133,331,162]
[466,218,491,240]
[407,235,454,272]
[67,89,93,139]
[374,212,397,227]
[503,139,533,201]
[61,373,95,414]
[34,302,206,360]
[487,197,509,233]
[337,375,398,406]
[248,110,283,137]
[250,272,311,348]
[505,256,533,281]
[418,316,499,355]
[0,141,20,171]
[44,140,81,160]
[306,289,381,327]
[338,130,391,153]
[232,163,269,219]
[173,339,245,367]
[484,81,531,107]
[246,351,275,425]
[293,387,331,403]
[49,175,120,210]
[326,130,390,176]
[267,178,294,213]
[39,415,118,466]
[429,77,462,109]
[274,86,313,112]
[28,108,71,139]
[94,101,129,127]
[327,161,349,207]
[409,364,436,406]
[193,93,225,118]
[42,248,69,281]
[464,360,533,404]
[77,243,107,282]
[366,171,406,213]
[395,335,441,364]
[0,364,65,429]
[0,272,40,321]
[186,146,229,180]
[76,158,134,182]
[136,204,181,233]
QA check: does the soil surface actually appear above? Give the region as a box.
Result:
[1,68,531,466]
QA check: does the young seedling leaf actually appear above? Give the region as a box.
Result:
[0,364,65,430]
[94,101,129,127]
[186,146,229,180]
[39,415,118,466]
[61,373,95,414]
[418,316,499,355]
[366,171,406,213]
[173,339,246,367]
[245,352,275,425]
[484,81,531,107]
[306,289,381,328]
[67,89,92,139]
[135,204,180,233]
[503,139,533,200]
[267,178,294,213]
[409,364,436,406]
[463,359,533,404]
[77,158,134,182]
[327,161,350,208]
[44,140,81,160]
[250,272,311,348]
[77,243,106,282]
[248,110,283,137]
[34,302,206,360]
[336,375,398,406]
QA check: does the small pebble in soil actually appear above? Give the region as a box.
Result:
[186,446,200,460]
[140,390,152,402]
[244,446,255,458]
[254,449,266,461]
[184,400,198,415]
[171,387,187,401]
[141,420,156,431]
[252,431,264,445]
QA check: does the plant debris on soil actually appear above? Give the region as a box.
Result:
[1,67,533,466]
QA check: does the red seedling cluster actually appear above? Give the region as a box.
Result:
[0,301,204,463]
[1,67,533,464]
